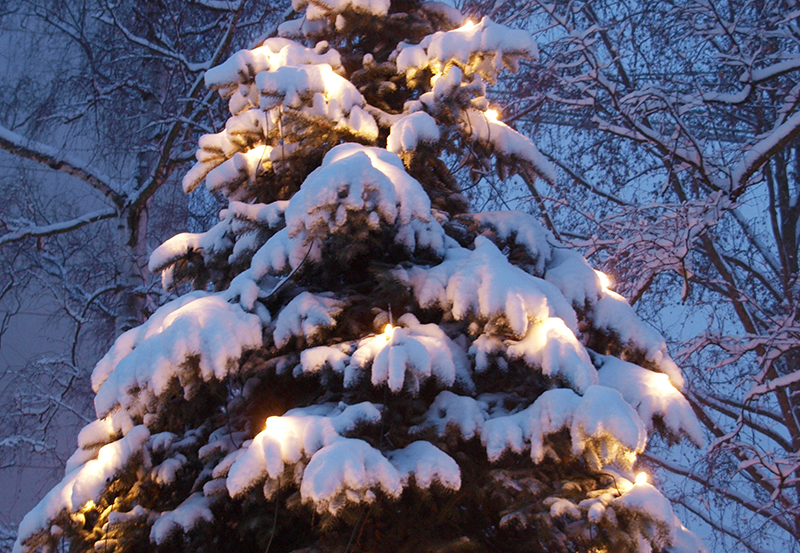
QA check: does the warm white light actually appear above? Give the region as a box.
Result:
[462,20,475,29]
[383,323,394,340]
[265,416,291,441]
[635,472,648,485]
[594,269,613,291]
[484,109,499,121]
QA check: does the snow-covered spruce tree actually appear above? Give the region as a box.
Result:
[13,2,707,553]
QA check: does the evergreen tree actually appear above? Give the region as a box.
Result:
[14,2,706,552]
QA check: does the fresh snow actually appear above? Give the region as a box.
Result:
[92,292,262,418]
[396,236,577,336]
[394,17,537,80]
[14,426,151,553]
[300,438,403,514]
[591,290,685,389]
[416,386,647,468]
[596,355,704,446]
[387,111,441,154]
[471,211,552,274]
[387,441,461,489]
[348,313,472,393]
[273,291,344,349]
[14,8,708,552]
[150,493,214,545]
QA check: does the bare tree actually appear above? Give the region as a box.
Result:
[0,0,288,529]
[457,0,800,550]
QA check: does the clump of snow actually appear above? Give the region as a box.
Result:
[482,386,646,466]
[257,64,378,140]
[205,38,342,93]
[396,237,577,336]
[394,17,537,81]
[273,292,344,348]
[592,290,685,389]
[14,426,151,553]
[544,247,603,309]
[225,200,289,228]
[226,402,381,497]
[293,0,391,20]
[300,438,402,514]
[461,109,556,183]
[414,386,645,469]
[182,109,270,194]
[225,401,463,513]
[348,313,471,393]
[247,144,445,280]
[257,64,360,110]
[547,497,581,519]
[469,333,506,372]
[506,316,598,393]
[387,441,461,489]
[66,411,136,473]
[152,454,188,485]
[92,292,262,418]
[596,355,704,446]
[387,112,441,154]
[149,213,232,275]
[150,493,214,545]
[470,211,552,274]
[411,391,487,440]
[76,417,119,450]
[287,144,444,251]
[612,482,678,544]
[420,2,464,27]
[299,343,353,375]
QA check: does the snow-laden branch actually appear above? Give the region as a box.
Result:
[641,452,795,534]
[0,125,123,206]
[540,149,627,206]
[729,110,800,191]
[750,55,800,82]
[730,208,781,275]
[192,0,243,10]
[675,497,771,553]
[97,11,211,73]
[0,207,118,247]
[128,4,247,211]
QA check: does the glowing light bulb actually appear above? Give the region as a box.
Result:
[484,109,499,121]
[594,269,613,291]
[635,472,648,485]
[463,20,475,29]
[383,323,394,340]
[265,416,292,443]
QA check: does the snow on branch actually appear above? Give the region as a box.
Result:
[0,125,123,206]
[192,0,243,10]
[729,109,800,190]
[0,207,118,247]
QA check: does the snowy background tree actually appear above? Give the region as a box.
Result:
[460,0,800,549]
[0,0,287,528]
[12,1,706,552]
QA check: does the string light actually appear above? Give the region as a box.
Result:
[484,108,499,121]
[594,269,613,291]
[635,472,648,485]
[383,323,394,340]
